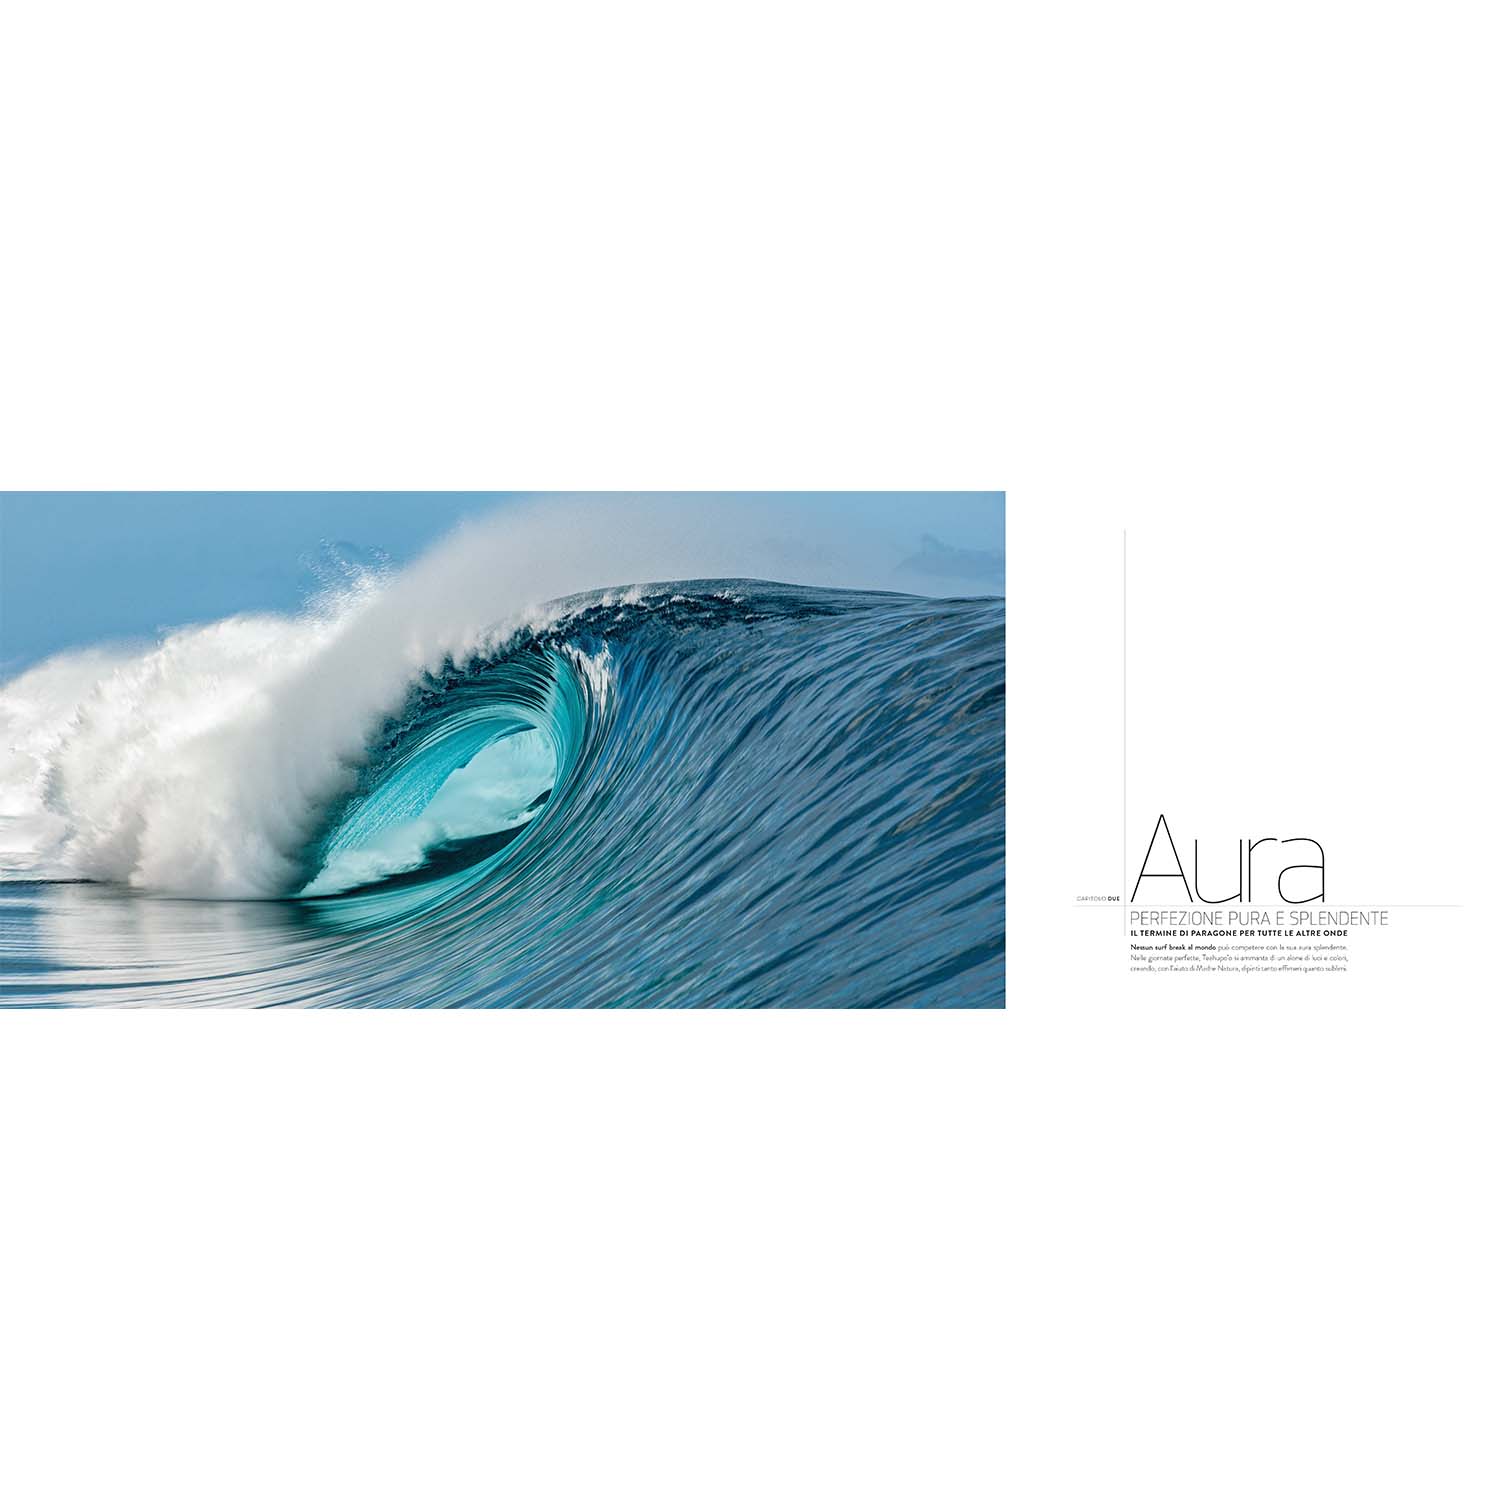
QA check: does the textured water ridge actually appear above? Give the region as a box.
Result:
[0,584,1003,1007]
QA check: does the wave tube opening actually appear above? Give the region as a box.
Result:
[299,646,585,899]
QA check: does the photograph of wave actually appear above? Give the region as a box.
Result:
[0,493,1004,1006]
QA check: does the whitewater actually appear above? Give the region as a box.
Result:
[0,499,1004,1006]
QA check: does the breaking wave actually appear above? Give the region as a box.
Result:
[0,503,1003,1006]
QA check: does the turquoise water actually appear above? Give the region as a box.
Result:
[0,584,1003,1006]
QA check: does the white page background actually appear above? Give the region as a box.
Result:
[2,4,1495,1498]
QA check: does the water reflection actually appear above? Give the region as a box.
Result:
[2,881,334,1006]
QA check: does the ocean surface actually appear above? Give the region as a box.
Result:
[0,580,1003,1007]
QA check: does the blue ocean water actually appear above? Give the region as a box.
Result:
[0,583,1003,1006]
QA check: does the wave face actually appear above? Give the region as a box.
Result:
[1,572,1003,1007]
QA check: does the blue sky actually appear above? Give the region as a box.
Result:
[0,492,1002,676]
